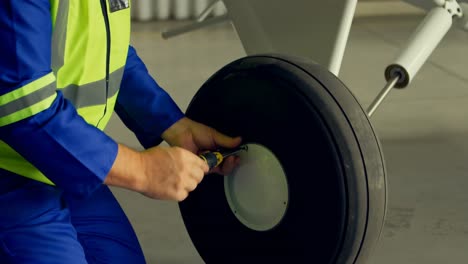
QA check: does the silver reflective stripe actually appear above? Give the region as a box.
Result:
[109,0,130,12]
[0,82,56,118]
[60,67,124,108]
[51,0,69,72]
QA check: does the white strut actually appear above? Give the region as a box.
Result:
[367,0,463,117]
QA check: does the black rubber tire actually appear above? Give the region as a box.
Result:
[179,55,386,264]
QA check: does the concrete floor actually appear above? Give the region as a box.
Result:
[105,14,468,263]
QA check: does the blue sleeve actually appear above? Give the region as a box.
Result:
[0,0,118,198]
[116,46,184,149]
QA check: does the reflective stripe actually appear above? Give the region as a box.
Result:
[0,73,55,106]
[109,0,130,13]
[60,67,124,108]
[51,0,69,72]
[0,94,57,127]
[0,73,56,126]
[0,82,56,118]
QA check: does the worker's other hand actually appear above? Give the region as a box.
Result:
[139,146,209,201]
[161,117,242,175]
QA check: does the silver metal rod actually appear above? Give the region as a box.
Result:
[197,0,220,22]
[162,14,229,39]
[222,145,248,158]
[367,76,399,117]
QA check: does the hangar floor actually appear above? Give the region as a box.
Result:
[105,14,468,263]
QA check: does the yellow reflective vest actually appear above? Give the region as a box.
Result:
[0,0,131,185]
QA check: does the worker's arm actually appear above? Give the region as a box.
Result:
[115,46,242,175]
[0,0,209,201]
[115,46,185,149]
[0,0,119,197]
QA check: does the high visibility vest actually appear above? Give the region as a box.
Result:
[0,0,131,185]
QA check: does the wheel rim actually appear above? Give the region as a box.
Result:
[224,143,289,232]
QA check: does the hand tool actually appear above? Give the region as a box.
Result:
[199,145,248,170]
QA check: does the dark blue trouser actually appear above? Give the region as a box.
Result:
[0,171,146,263]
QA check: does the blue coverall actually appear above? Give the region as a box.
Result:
[0,1,184,263]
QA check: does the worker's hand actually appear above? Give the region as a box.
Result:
[161,117,242,175]
[139,146,209,201]
[105,144,209,202]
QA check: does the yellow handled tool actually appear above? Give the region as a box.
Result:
[199,145,248,170]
